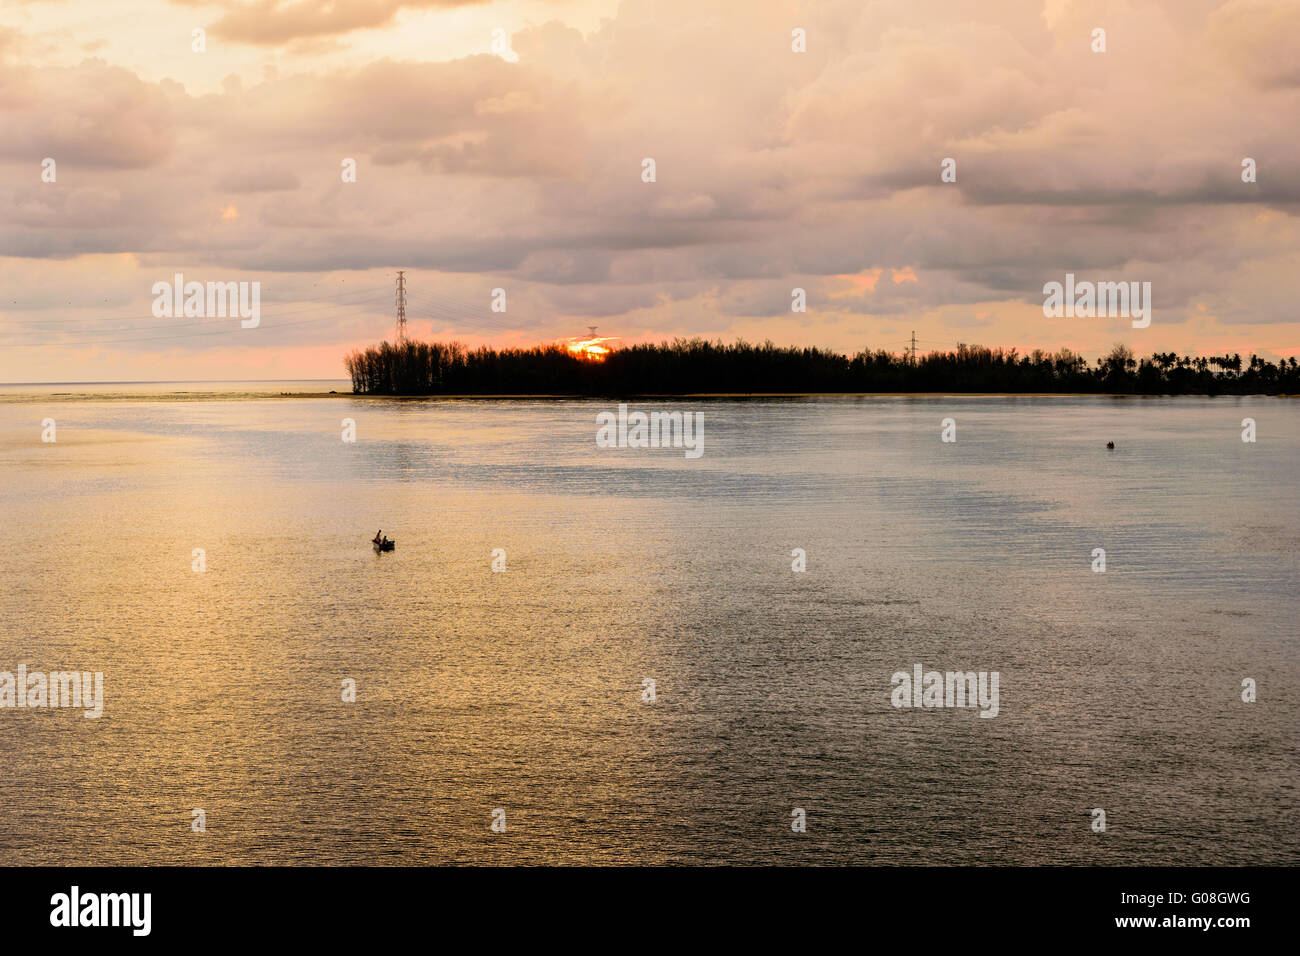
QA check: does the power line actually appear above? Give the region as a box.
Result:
[0,296,393,348]
[400,291,524,336]
[0,292,392,343]
[0,283,391,330]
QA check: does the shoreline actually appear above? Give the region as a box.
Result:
[329,391,1296,400]
[0,389,1292,402]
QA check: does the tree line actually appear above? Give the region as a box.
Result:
[344,339,1299,395]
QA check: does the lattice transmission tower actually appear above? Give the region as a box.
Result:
[395,271,407,343]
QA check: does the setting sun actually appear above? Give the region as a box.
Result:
[567,338,613,361]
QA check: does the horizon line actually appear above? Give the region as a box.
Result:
[0,378,349,386]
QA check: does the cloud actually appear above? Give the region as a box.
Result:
[0,58,174,168]
[1,0,1297,372]
[190,0,490,46]
[1208,0,1300,89]
[218,166,302,192]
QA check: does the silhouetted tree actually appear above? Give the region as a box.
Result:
[343,338,1299,396]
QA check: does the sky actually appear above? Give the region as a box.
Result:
[0,0,1297,382]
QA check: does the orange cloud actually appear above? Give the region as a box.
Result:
[831,269,883,297]
[202,0,490,46]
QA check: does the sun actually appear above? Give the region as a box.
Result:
[568,340,611,361]
[566,333,616,361]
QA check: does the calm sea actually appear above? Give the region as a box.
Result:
[1,384,1296,864]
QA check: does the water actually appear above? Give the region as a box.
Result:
[0,387,1296,865]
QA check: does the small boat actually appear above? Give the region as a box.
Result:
[373,539,395,552]
[1106,441,1115,449]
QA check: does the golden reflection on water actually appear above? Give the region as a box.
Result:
[0,394,1296,864]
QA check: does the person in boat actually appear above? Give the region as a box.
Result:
[373,529,383,545]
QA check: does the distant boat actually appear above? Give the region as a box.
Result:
[1106,441,1115,449]
[373,539,395,552]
